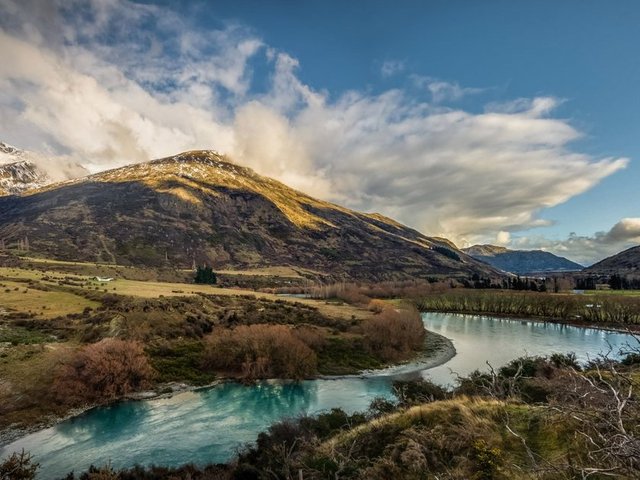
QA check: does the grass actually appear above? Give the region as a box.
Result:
[206,266,307,278]
[416,289,640,325]
[0,280,99,318]
[583,289,640,297]
[0,265,371,322]
[0,324,55,345]
[0,261,391,431]
[0,343,74,429]
[18,256,116,267]
[314,397,573,479]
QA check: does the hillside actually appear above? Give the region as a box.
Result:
[463,244,583,275]
[584,245,640,275]
[0,150,498,281]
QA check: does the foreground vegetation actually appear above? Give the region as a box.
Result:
[6,349,638,479]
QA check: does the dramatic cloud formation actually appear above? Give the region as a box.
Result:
[512,218,640,266]
[0,0,630,262]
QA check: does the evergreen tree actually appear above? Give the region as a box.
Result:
[195,265,217,284]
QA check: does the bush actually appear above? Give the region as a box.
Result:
[52,338,154,406]
[361,306,425,362]
[393,379,448,406]
[0,450,38,480]
[203,324,317,379]
[367,299,386,314]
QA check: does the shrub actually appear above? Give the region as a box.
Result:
[203,324,317,379]
[291,325,326,350]
[367,299,386,314]
[0,450,38,480]
[393,379,448,406]
[361,306,425,362]
[52,338,154,406]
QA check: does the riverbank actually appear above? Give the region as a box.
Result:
[0,325,454,450]
[414,289,640,332]
[422,308,640,334]
[354,328,456,379]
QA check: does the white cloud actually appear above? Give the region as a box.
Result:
[496,231,511,246]
[606,218,640,243]
[0,0,630,262]
[380,60,405,78]
[411,75,484,103]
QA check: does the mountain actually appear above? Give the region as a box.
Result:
[583,245,640,276]
[463,244,583,275]
[0,142,50,195]
[0,160,50,196]
[0,150,500,281]
[0,142,88,196]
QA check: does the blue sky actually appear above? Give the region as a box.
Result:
[0,0,638,264]
[204,0,639,236]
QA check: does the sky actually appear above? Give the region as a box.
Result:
[0,0,638,265]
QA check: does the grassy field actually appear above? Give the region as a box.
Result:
[583,289,640,297]
[0,265,370,322]
[193,265,308,278]
[0,280,99,319]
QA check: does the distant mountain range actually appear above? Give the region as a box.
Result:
[583,245,640,276]
[0,149,500,281]
[463,244,583,275]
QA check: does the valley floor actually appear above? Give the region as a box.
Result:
[0,259,437,442]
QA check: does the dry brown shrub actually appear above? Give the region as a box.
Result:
[361,306,425,362]
[52,338,154,406]
[203,324,317,380]
[292,325,326,350]
[367,299,387,314]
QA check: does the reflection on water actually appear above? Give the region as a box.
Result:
[1,313,635,479]
[420,313,632,385]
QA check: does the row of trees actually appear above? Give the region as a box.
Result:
[576,274,640,290]
[415,289,640,324]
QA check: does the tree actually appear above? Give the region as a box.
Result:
[194,265,217,284]
[0,450,38,480]
[53,338,154,405]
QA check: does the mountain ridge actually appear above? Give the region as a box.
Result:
[583,245,640,275]
[463,244,583,275]
[0,150,500,281]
